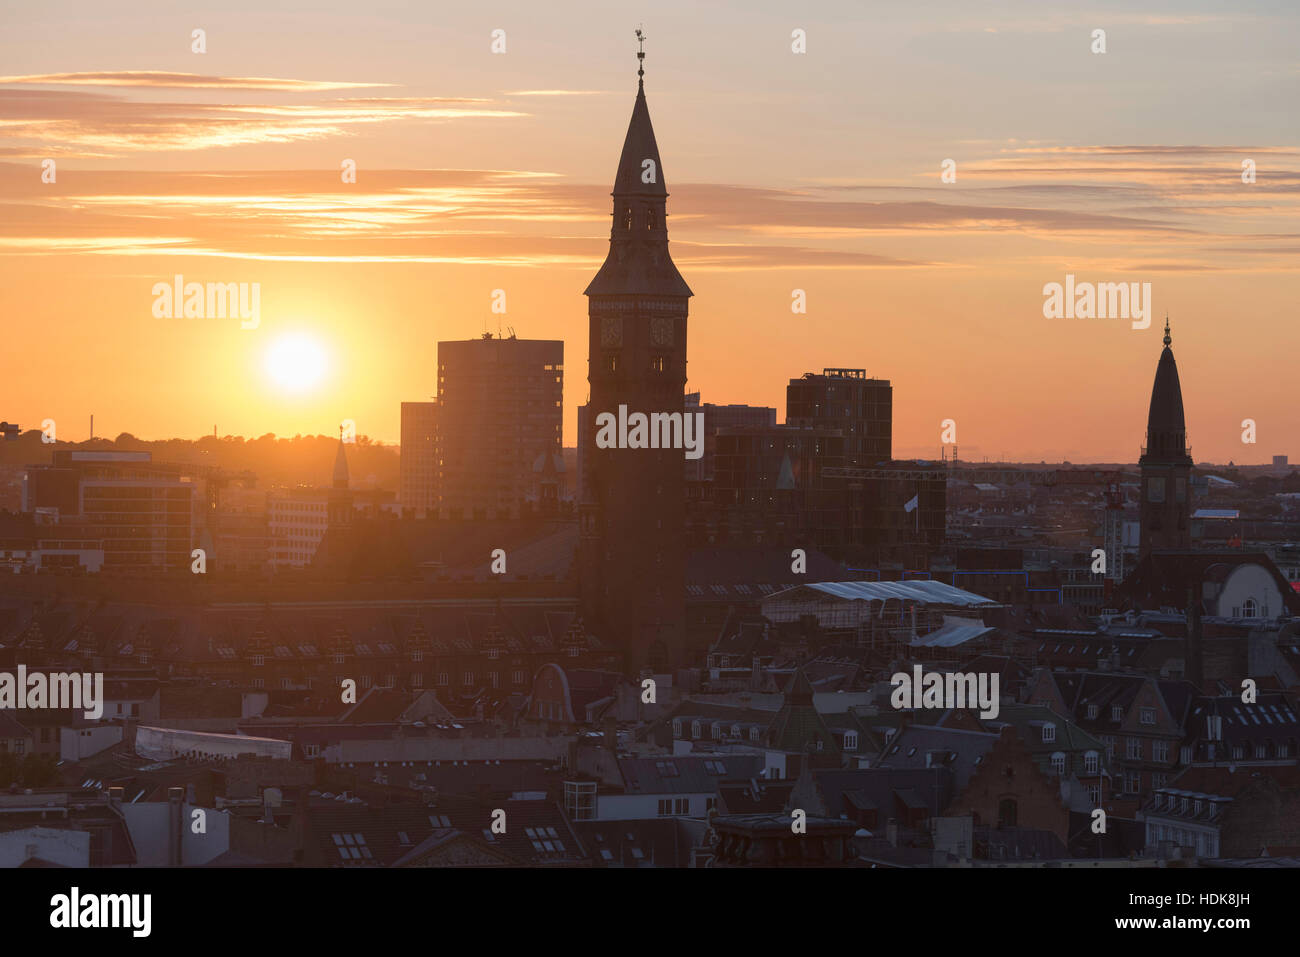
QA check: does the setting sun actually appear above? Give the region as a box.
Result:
[264,333,329,393]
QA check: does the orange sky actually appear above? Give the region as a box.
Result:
[1,2,1297,464]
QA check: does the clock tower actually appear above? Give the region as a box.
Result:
[581,33,692,676]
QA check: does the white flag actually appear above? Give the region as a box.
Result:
[904,494,919,513]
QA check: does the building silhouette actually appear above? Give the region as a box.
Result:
[1138,318,1193,557]
[399,400,437,514]
[427,335,563,520]
[580,42,690,676]
[786,368,892,465]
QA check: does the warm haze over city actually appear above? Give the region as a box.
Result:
[1,0,1297,463]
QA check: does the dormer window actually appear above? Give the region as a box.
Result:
[1042,724,1056,743]
[1111,705,1123,722]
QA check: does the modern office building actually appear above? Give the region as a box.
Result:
[433,336,563,520]
[786,368,892,466]
[399,400,438,515]
[21,450,194,572]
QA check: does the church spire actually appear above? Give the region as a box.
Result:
[583,29,691,298]
[332,427,350,489]
[1142,314,1191,463]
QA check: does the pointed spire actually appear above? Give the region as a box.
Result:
[332,427,350,488]
[776,452,797,491]
[583,31,692,299]
[1142,313,1191,464]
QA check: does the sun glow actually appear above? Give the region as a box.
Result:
[264,333,329,393]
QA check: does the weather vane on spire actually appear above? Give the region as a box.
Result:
[1163,312,1171,347]
[636,26,646,82]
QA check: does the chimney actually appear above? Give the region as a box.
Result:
[167,786,184,866]
[107,786,124,809]
[602,714,617,751]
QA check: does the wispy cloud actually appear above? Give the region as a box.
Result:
[0,71,391,91]
[0,89,527,154]
[502,89,608,96]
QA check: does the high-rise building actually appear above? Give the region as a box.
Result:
[786,368,892,465]
[710,423,846,546]
[22,450,193,571]
[399,400,437,515]
[433,335,563,520]
[1138,318,1194,557]
[683,392,777,483]
[581,42,691,675]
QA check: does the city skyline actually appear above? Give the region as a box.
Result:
[1,5,1299,900]
[2,2,1298,464]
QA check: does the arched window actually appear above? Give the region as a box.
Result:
[645,206,656,230]
[622,207,633,230]
[1242,597,1258,617]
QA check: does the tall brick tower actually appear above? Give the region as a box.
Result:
[580,32,692,676]
[1138,317,1194,556]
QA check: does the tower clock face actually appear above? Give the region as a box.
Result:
[649,316,674,347]
[600,315,623,346]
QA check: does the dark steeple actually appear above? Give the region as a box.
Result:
[584,33,692,298]
[581,31,692,679]
[1138,316,1193,556]
[1142,317,1192,464]
[332,428,350,489]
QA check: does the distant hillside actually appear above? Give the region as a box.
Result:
[0,430,399,489]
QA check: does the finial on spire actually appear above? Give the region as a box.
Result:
[635,27,646,88]
[1163,313,1171,347]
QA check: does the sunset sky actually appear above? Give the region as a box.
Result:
[1,0,1297,464]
